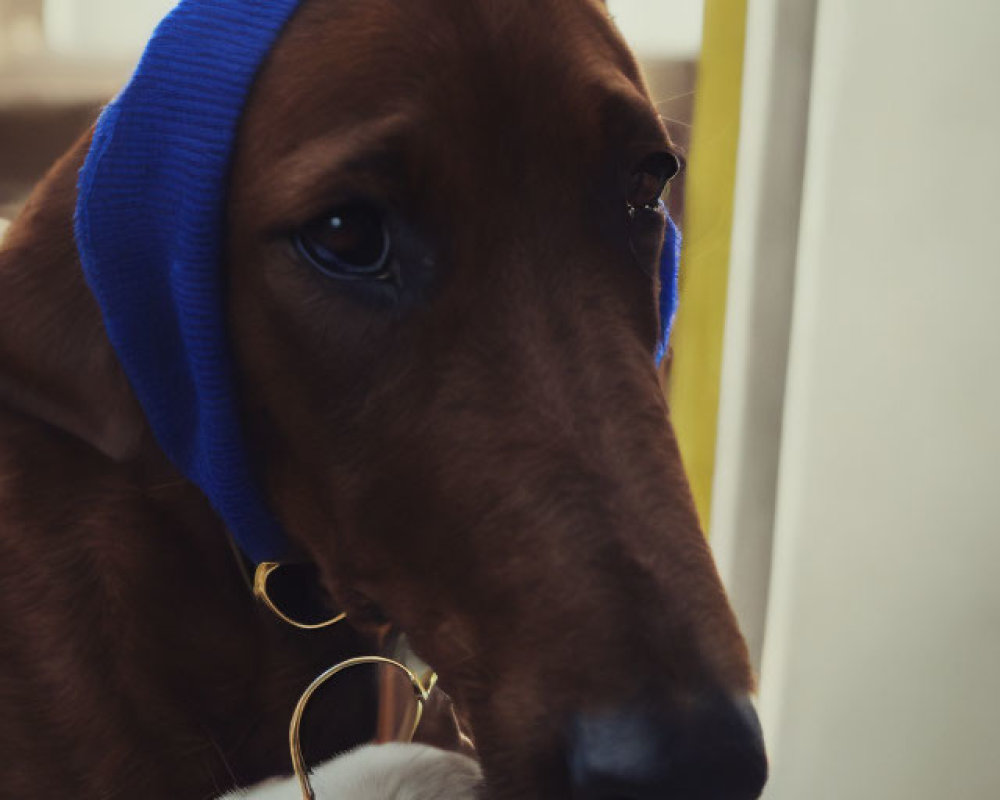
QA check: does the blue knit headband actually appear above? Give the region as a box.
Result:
[75,0,681,564]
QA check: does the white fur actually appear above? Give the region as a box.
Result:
[220,743,481,800]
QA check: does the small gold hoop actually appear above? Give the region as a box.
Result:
[289,656,432,800]
[253,562,347,631]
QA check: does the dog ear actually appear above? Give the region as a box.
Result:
[0,133,147,462]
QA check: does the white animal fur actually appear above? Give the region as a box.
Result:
[220,743,481,800]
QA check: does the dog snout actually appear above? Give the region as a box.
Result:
[567,696,767,800]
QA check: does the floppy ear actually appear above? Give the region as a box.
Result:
[0,132,147,462]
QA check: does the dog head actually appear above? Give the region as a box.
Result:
[221,1,766,798]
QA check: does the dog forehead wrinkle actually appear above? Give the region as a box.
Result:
[240,0,661,211]
[243,110,420,227]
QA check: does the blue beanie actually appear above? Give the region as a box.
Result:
[75,0,682,565]
[656,218,681,365]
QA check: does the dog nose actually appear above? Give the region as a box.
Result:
[568,696,767,799]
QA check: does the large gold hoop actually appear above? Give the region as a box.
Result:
[253,563,444,799]
[289,656,432,800]
[253,562,347,631]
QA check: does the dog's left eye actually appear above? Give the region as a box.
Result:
[628,152,682,211]
[295,205,393,281]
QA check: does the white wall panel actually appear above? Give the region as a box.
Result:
[755,1,1000,798]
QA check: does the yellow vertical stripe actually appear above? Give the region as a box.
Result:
[669,0,748,532]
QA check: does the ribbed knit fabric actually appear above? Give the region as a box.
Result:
[657,216,681,366]
[74,0,682,565]
[75,0,303,564]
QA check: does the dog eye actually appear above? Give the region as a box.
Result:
[295,205,393,280]
[628,152,682,210]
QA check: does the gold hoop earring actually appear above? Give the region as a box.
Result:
[253,562,446,799]
[289,656,433,800]
[253,561,347,630]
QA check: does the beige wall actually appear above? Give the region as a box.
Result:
[608,0,704,59]
[709,0,816,671]
[715,1,1000,798]
[43,0,172,56]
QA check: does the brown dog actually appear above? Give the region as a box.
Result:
[0,1,765,798]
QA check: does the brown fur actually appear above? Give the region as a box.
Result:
[0,1,753,798]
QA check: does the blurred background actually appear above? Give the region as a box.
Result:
[2,1,999,798]
[0,0,702,219]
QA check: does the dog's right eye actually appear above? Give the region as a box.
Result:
[294,205,393,281]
